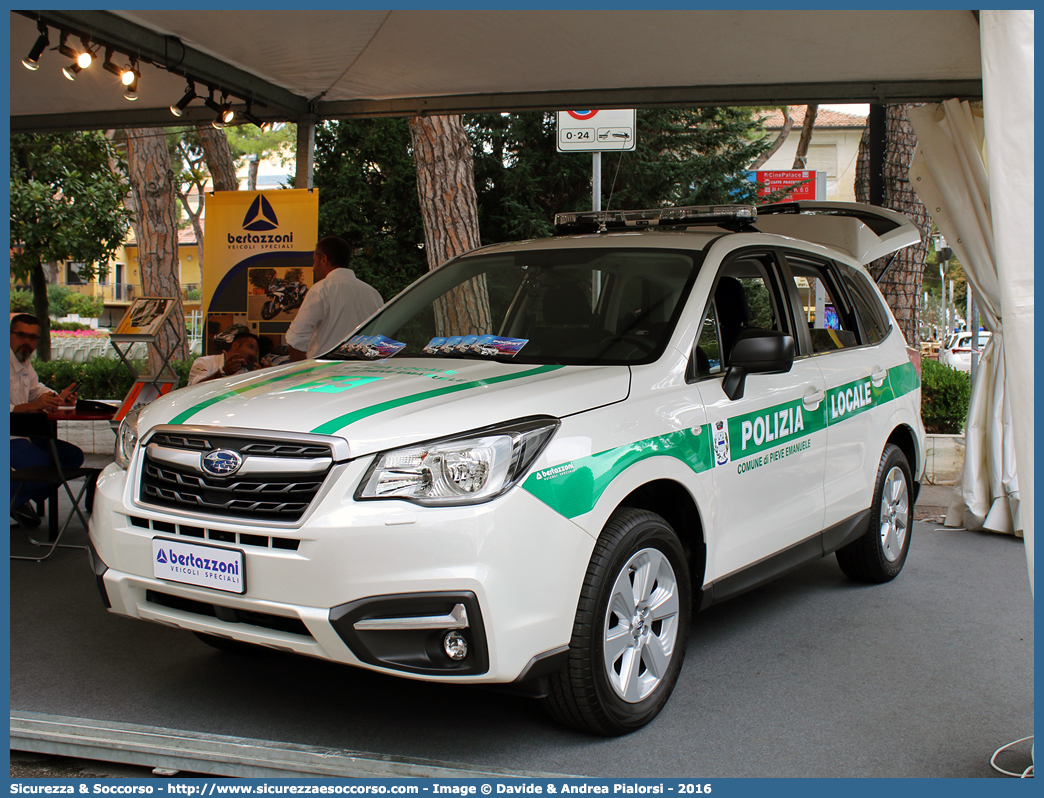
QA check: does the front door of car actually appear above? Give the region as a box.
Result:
[691,250,828,588]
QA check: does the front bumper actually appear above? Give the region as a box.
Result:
[88,461,594,684]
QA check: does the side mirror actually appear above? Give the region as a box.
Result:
[722,331,795,401]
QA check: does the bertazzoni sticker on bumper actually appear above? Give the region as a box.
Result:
[152,538,245,594]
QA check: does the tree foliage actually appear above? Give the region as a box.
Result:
[10,131,133,359]
[249,268,277,291]
[468,108,773,243]
[311,108,774,299]
[10,131,133,283]
[312,118,427,300]
[11,285,103,319]
[225,123,296,166]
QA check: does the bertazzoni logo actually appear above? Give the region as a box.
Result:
[226,194,294,249]
[242,194,278,231]
[153,538,245,594]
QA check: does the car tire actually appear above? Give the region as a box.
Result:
[836,444,913,583]
[192,631,264,656]
[544,508,690,736]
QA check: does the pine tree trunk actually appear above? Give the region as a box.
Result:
[792,105,818,168]
[30,263,52,361]
[855,105,929,347]
[125,128,188,372]
[197,126,239,192]
[750,107,793,170]
[408,115,490,336]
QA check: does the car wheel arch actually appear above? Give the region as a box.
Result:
[886,422,921,481]
[618,479,707,597]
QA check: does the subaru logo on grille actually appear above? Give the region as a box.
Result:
[202,449,243,476]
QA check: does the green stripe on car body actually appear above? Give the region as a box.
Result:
[523,361,920,519]
[522,426,715,519]
[168,364,331,425]
[888,360,920,399]
[310,364,566,435]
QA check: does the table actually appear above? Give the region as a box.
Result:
[36,407,116,541]
[47,407,117,422]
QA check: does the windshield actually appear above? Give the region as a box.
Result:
[326,246,703,366]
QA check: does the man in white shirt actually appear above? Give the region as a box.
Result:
[188,330,261,385]
[10,314,83,527]
[286,236,384,361]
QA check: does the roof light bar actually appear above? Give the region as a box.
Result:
[554,205,757,235]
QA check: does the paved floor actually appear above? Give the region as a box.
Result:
[9,477,1033,780]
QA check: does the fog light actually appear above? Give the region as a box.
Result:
[443,630,468,660]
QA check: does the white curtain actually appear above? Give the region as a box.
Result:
[907,11,1033,593]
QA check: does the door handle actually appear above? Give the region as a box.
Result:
[871,368,888,387]
[802,388,825,410]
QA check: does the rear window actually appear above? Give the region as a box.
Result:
[842,270,891,345]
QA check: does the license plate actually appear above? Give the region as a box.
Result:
[152,538,245,594]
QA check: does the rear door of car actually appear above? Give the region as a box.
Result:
[776,249,913,543]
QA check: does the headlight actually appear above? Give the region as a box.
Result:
[357,417,559,506]
[114,405,143,469]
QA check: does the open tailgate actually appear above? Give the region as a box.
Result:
[754,201,921,265]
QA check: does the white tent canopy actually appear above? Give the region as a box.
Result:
[12,10,983,131]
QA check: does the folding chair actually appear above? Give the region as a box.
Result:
[10,412,98,562]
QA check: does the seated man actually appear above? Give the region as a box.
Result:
[10,314,82,527]
[188,330,262,384]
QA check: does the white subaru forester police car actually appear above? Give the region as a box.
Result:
[90,202,925,735]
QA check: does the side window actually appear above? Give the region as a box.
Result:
[692,255,783,377]
[693,302,723,377]
[843,271,891,345]
[785,255,861,354]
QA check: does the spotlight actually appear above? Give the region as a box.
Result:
[219,94,235,124]
[123,66,139,101]
[203,87,222,113]
[243,102,266,130]
[206,90,235,129]
[57,32,77,60]
[170,82,197,117]
[22,23,49,71]
[58,33,92,80]
[102,48,122,78]
[121,62,137,87]
[203,87,227,129]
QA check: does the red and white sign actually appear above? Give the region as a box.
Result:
[557,109,636,152]
[751,170,824,201]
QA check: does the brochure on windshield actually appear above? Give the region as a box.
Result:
[423,334,528,357]
[335,334,407,359]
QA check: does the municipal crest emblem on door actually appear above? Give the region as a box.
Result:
[713,420,730,466]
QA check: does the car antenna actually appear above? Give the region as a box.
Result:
[603,151,625,212]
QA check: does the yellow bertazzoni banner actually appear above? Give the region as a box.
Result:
[202,189,318,353]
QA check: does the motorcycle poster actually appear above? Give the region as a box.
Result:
[247,266,313,322]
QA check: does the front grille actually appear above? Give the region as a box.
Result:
[150,432,330,460]
[139,432,334,523]
[129,515,300,551]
